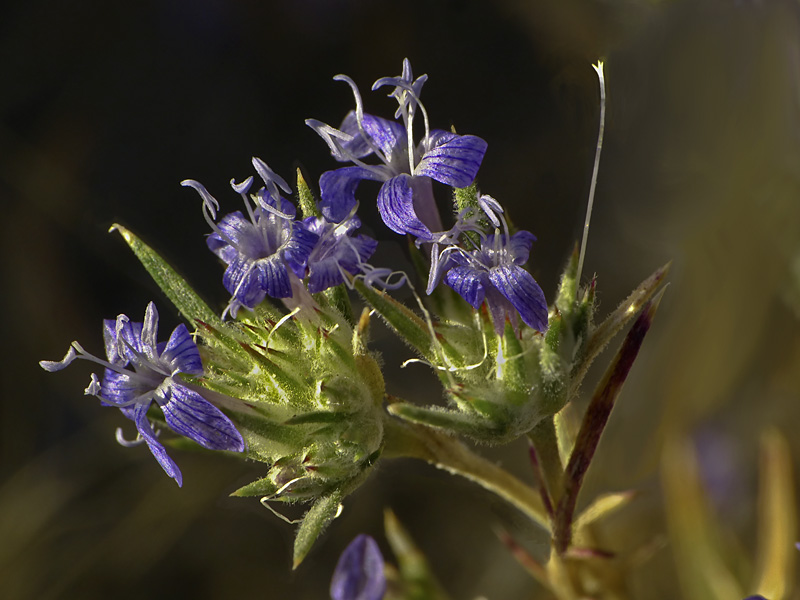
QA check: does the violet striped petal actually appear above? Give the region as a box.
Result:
[223,255,267,308]
[488,265,548,332]
[103,318,143,365]
[160,382,245,452]
[256,255,293,299]
[361,113,407,161]
[376,174,433,240]
[444,265,487,309]
[415,134,488,188]
[338,111,374,159]
[100,368,143,406]
[330,534,386,600]
[161,323,203,376]
[320,166,386,223]
[133,402,183,487]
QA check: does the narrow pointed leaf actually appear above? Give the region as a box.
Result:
[231,477,280,498]
[661,436,743,600]
[571,262,670,390]
[296,168,322,219]
[752,429,796,599]
[353,279,433,359]
[384,509,450,600]
[293,490,344,568]
[554,291,664,553]
[112,224,224,328]
[573,490,637,531]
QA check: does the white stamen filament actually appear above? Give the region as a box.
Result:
[576,60,606,290]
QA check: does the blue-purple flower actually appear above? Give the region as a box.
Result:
[183,157,318,318]
[308,59,488,242]
[296,216,378,294]
[40,302,245,486]
[330,534,386,600]
[428,196,548,334]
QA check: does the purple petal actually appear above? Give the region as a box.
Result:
[160,324,204,376]
[506,231,537,265]
[307,256,345,293]
[133,402,183,486]
[257,255,293,299]
[338,111,375,160]
[100,368,143,406]
[206,231,239,265]
[376,175,433,240]
[444,265,487,309]
[488,265,548,332]
[223,254,267,308]
[360,113,407,161]
[141,302,159,361]
[212,211,256,256]
[330,534,386,600]
[159,382,245,452]
[415,134,488,188]
[283,226,320,278]
[320,167,386,223]
[103,318,143,365]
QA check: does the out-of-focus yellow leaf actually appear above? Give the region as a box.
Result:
[574,490,637,533]
[661,436,743,600]
[751,429,796,600]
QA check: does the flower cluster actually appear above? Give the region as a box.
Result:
[39,58,581,566]
[308,58,547,334]
[182,157,378,318]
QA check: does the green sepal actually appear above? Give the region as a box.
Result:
[111,224,223,328]
[453,181,479,213]
[353,278,434,359]
[320,285,355,326]
[233,413,306,463]
[293,490,344,568]
[296,168,322,219]
[388,402,513,442]
[498,323,527,394]
[284,411,354,425]
[230,477,280,498]
[554,245,579,315]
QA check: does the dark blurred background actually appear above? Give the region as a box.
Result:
[3,0,800,598]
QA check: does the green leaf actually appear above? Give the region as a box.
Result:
[111,224,224,328]
[388,402,508,442]
[231,477,280,498]
[293,490,343,568]
[296,168,321,219]
[353,278,434,359]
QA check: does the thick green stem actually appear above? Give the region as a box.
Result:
[528,417,564,505]
[383,415,549,531]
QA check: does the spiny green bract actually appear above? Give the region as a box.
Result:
[366,249,667,445]
[387,255,590,443]
[192,297,385,500]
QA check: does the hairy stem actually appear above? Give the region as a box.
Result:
[383,415,549,530]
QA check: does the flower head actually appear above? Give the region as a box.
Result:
[40,302,245,486]
[330,534,386,600]
[428,195,548,334]
[183,157,318,318]
[307,59,488,241]
[297,216,378,294]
